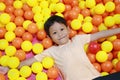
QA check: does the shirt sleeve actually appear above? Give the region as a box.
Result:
[73,34,91,45]
[34,47,53,62]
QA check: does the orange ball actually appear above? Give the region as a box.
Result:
[115,4,120,14]
[93,62,101,72]
[112,39,120,51]
[15,49,26,61]
[4,0,13,5]
[115,61,120,71]
[12,37,23,49]
[22,32,33,41]
[37,29,47,40]
[27,23,38,34]
[14,27,25,37]
[69,28,77,38]
[9,13,15,22]
[22,4,31,11]
[0,51,3,57]
[24,10,34,20]
[42,38,53,49]
[14,16,24,26]
[92,15,103,26]
[47,67,59,79]
[0,27,6,39]
[5,5,15,13]
[68,10,79,20]
[0,73,5,80]
[101,61,113,72]
[87,53,96,63]
[81,8,90,17]
[14,9,24,17]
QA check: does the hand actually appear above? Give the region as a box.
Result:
[0,66,9,74]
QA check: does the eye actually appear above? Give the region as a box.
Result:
[53,32,57,34]
[61,28,64,31]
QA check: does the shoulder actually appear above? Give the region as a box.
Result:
[72,34,91,40]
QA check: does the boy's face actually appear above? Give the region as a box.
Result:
[49,22,69,45]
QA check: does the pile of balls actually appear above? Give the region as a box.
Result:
[0,0,120,80]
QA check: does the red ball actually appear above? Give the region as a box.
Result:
[88,41,101,54]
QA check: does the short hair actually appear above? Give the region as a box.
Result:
[44,15,67,37]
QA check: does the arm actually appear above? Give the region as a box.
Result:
[0,66,9,74]
[18,57,38,69]
[90,27,120,41]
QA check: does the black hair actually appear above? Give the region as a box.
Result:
[44,15,67,37]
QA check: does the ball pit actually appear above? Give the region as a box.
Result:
[0,0,120,80]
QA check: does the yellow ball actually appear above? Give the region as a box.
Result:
[42,8,51,16]
[0,13,11,24]
[36,72,48,80]
[34,13,43,22]
[79,1,86,9]
[42,57,54,69]
[98,23,107,31]
[84,43,89,52]
[82,22,93,33]
[21,41,32,52]
[50,0,59,3]
[32,43,43,54]
[27,0,38,7]
[105,1,115,12]
[8,69,20,80]
[32,6,41,14]
[6,22,16,31]
[113,14,120,24]
[101,72,109,76]
[5,46,16,56]
[0,39,9,50]
[0,2,6,11]
[55,3,65,13]
[5,31,16,42]
[31,62,43,73]
[104,16,115,27]
[96,51,108,63]
[20,66,32,78]
[84,16,92,22]
[85,0,96,8]
[112,58,118,67]
[40,0,49,8]
[107,35,117,42]
[49,3,56,12]
[55,13,64,17]
[36,21,44,30]
[77,14,84,22]
[94,4,105,14]
[16,77,26,80]
[8,57,20,69]
[117,51,120,60]
[0,55,10,66]
[71,19,81,30]
[23,20,32,30]
[101,41,113,52]
[13,0,23,9]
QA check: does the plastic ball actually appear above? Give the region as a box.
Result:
[117,51,120,60]
[6,22,16,31]
[37,29,47,40]
[14,16,24,26]
[104,16,115,27]
[14,27,25,37]
[12,37,23,49]
[101,72,109,76]
[107,35,117,42]
[0,39,9,50]
[101,61,113,72]
[0,55,10,66]
[42,57,54,69]
[92,15,103,26]
[22,32,33,41]
[32,43,44,54]
[31,62,43,73]
[16,77,26,80]
[34,13,43,22]
[15,50,26,61]
[20,66,32,78]
[32,5,41,14]
[113,14,120,24]
[112,58,119,67]
[101,41,113,52]
[36,72,48,80]
[79,1,86,9]
[55,3,65,13]
[105,1,115,12]
[88,41,101,54]
[40,0,49,9]
[5,31,16,42]
[23,20,32,30]
[51,0,59,3]
[24,10,34,20]
[112,39,120,51]
[13,0,23,9]
[0,27,6,38]
[47,67,59,79]
[27,0,38,7]
[5,46,16,56]
[42,38,53,49]
[0,13,11,24]
[82,22,93,33]
[27,23,38,34]
[8,56,20,69]
[84,16,92,22]
[96,51,108,63]
[98,23,107,31]
[87,53,96,63]
[94,4,105,14]
[0,73,5,80]
[115,61,120,71]
[85,0,96,8]
[21,40,32,52]
[0,2,6,11]
[70,19,81,30]
[8,69,20,80]
[36,21,44,30]
[14,8,24,17]
[93,63,101,72]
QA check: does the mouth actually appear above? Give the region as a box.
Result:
[58,35,67,40]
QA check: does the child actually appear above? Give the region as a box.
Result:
[1,15,120,80]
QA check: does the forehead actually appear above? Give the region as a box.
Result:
[49,22,66,30]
